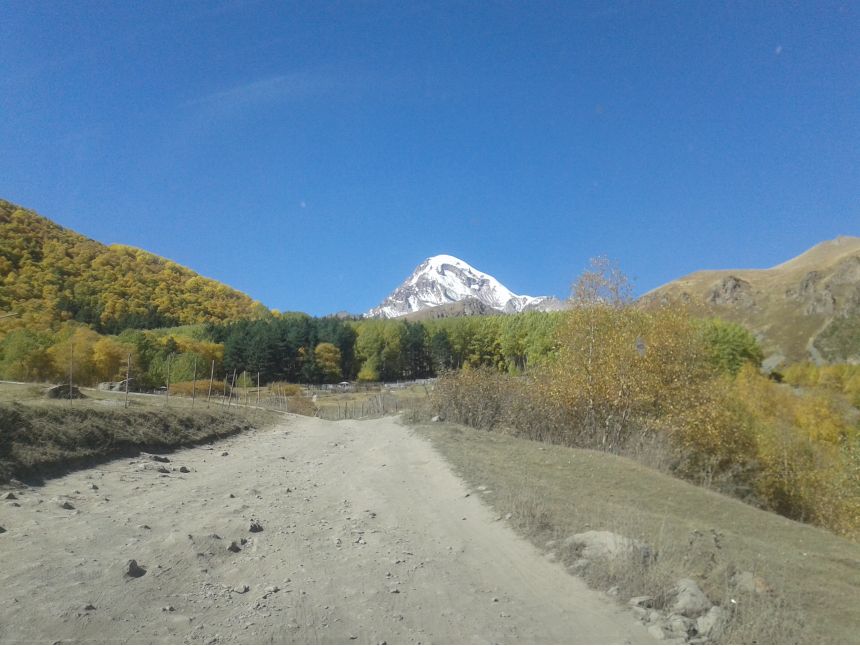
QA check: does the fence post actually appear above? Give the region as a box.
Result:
[165,354,172,406]
[68,342,74,407]
[125,353,131,409]
[191,356,198,409]
[207,360,214,407]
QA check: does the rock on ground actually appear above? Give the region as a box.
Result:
[671,578,712,618]
[732,570,773,595]
[563,530,651,562]
[696,605,728,640]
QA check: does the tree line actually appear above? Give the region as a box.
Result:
[207,310,565,384]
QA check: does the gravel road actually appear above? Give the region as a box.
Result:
[0,415,655,644]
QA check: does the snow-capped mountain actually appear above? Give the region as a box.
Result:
[366,255,563,319]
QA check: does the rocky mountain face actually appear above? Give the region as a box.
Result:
[642,236,860,366]
[367,255,564,319]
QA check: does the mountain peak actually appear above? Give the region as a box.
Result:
[367,255,562,319]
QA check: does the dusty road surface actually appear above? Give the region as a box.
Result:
[0,415,654,644]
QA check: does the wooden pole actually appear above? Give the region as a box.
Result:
[165,354,171,406]
[223,374,228,406]
[191,356,198,409]
[256,372,260,406]
[229,369,237,408]
[69,341,74,407]
[125,353,131,409]
[207,360,214,407]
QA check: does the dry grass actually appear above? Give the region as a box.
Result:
[313,384,432,420]
[0,395,280,484]
[414,421,860,644]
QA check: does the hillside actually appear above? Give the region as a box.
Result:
[642,236,860,365]
[0,200,268,334]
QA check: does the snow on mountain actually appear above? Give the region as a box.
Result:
[366,254,563,319]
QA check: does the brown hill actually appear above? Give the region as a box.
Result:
[642,236,860,366]
[0,199,268,334]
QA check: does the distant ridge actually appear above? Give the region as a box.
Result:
[367,255,564,319]
[642,236,860,365]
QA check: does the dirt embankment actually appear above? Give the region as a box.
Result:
[0,415,653,644]
[0,401,265,483]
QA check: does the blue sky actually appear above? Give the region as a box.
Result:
[1,1,857,315]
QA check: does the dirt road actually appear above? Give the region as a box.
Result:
[0,415,654,644]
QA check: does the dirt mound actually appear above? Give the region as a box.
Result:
[44,384,86,399]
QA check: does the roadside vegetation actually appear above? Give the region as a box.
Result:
[430,259,860,541]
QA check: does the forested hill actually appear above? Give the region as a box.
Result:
[0,199,268,333]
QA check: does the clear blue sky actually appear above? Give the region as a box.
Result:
[1,1,857,315]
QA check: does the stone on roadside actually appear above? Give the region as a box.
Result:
[221,452,229,457]
[249,521,263,533]
[628,596,653,608]
[149,454,170,463]
[630,606,648,621]
[264,585,280,594]
[0,526,6,534]
[4,492,17,500]
[125,559,147,578]
[233,584,249,594]
[83,603,96,611]
[732,571,773,595]
[647,624,666,640]
[563,530,651,563]
[665,613,694,639]
[696,606,728,640]
[90,484,99,490]
[227,541,242,553]
[179,466,190,473]
[670,578,711,617]
[60,501,75,510]
[569,558,591,574]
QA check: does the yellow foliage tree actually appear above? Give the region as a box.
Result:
[314,342,342,383]
[91,336,134,382]
[47,326,102,385]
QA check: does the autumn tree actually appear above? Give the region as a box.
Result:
[314,342,342,382]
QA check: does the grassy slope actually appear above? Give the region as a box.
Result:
[642,236,860,363]
[415,422,860,644]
